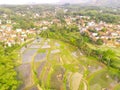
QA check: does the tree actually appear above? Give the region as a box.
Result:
[0,44,21,90]
[102,50,116,67]
[96,39,103,45]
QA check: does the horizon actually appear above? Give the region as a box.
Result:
[0,0,91,5]
[0,0,119,6]
[0,0,60,5]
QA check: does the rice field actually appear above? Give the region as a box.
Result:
[17,38,119,90]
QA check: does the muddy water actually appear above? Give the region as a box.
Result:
[34,53,46,62]
[17,64,33,90]
[22,49,38,63]
[18,39,43,89]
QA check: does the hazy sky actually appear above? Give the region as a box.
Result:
[0,0,91,4]
[0,0,60,4]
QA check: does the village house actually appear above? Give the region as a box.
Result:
[0,24,36,47]
[95,26,104,31]
[6,20,11,24]
[92,33,98,37]
[0,20,2,24]
[87,21,96,27]
[80,27,87,33]
[16,29,22,33]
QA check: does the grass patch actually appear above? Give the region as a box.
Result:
[38,49,46,53]
[88,69,114,89]
[78,81,84,90]
[63,64,79,72]
[114,84,120,90]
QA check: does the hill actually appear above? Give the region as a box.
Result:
[59,0,120,6]
[89,0,120,6]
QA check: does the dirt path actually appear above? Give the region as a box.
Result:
[82,80,88,90]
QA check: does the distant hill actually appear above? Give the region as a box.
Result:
[59,0,89,4]
[89,0,120,6]
[59,0,120,6]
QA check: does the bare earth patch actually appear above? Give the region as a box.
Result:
[51,49,60,54]
[17,64,33,89]
[71,72,83,90]
[55,42,60,47]
[22,49,38,63]
[34,53,46,62]
[29,45,41,49]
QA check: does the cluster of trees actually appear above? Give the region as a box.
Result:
[74,10,120,24]
[0,44,21,90]
[11,15,35,30]
[68,6,120,24]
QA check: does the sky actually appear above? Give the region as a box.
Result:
[60,0,90,3]
[0,0,60,4]
[0,0,92,4]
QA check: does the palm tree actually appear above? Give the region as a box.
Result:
[103,49,116,67]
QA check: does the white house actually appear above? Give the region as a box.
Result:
[11,34,17,38]
[95,27,103,31]
[80,28,86,33]
[92,33,98,37]
[1,25,6,29]
[111,33,119,37]
[88,21,95,27]
[0,20,2,24]
[7,42,12,47]
[6,20,11,24]
[16,29,22,33]
[6,27,12,31]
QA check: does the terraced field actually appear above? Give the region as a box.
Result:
[17,37,119,90]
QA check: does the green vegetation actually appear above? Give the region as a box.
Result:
[0,44,21,90]
[88,69,113,89]
[114,84,120,90]
[12,16,35,30]
[69,6,120,24]
[79,10,120,23]
[40,24,120,80]
[0,5,120,90]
